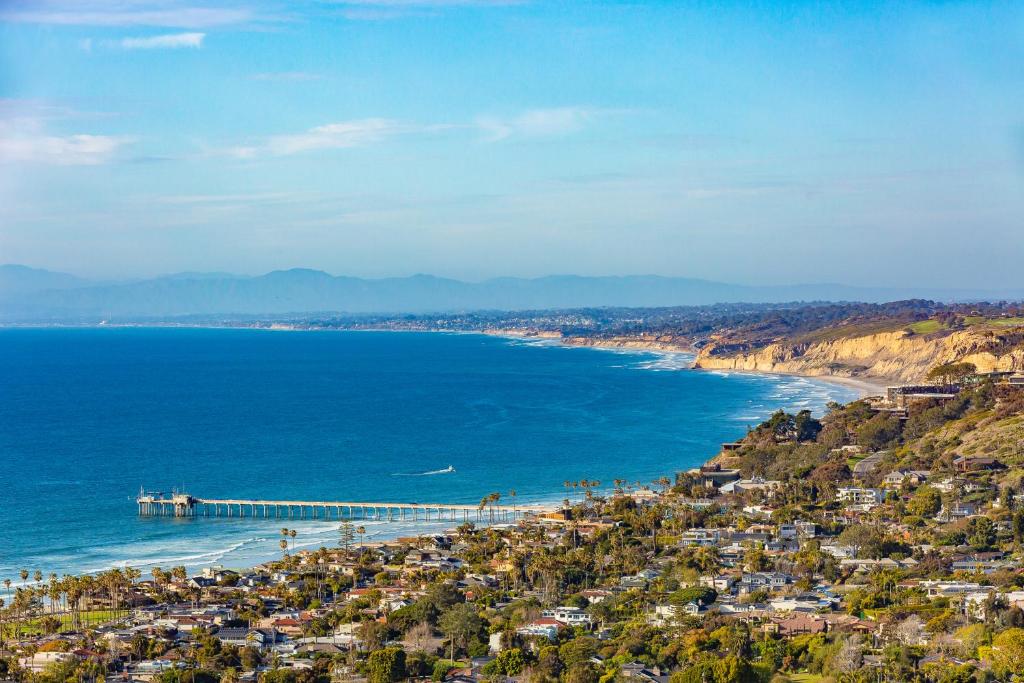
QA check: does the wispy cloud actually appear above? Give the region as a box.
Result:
[0,99,132,165]
[0,134,132,166]
[250,71,322,82]
[226,118,455,158]
[118,32,205,49]
[0,98,109,123]
[476,107,598,141]
[0,2,259,29]
[223,107,607,158]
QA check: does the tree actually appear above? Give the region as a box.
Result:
[438,603,481,661]
[367,647,406,683]
[406,621,433,651]
[339,521,355,556]
[895,614,924,646]
[358,620,390,652]
[927,362,976,386]
[855,414,902,451]
[493,648,525,676]
[669,586,717,607]
[794,410,822,442]
[967,517,996,550]
[563,662,599,683]
[559,638,598,667]
[987,627,1024,678]
[831,635,864,674]
[1014,510,1024,544]
[907,486,942,517]
[837,524,883,559]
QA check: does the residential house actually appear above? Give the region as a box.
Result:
[700,574,738,592]
[216,627,279,650]
[953,456,1005,473]
[720,478,781,494]
[882,470,931,488]
[765,613,828,636]
[680,529,720,547]
[836,488,884,506]
[541,606,594,626]
[936,502,978,522]
[737,572,792,594]
[516,618,562,640]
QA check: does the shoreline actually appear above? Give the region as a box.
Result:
[691,367,887,399]
[486,328,887,398]
[2,326,877,579]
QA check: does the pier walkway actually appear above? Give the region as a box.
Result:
[137,491,539,523]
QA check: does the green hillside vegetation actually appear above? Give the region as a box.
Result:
[727,378,1024,495]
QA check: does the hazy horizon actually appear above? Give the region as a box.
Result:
[2,1,1023,288]
[6,262,1024,296]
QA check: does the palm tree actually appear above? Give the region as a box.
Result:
[355,525,366,549]
[17,570,28,638]
[2,579,10,641]
[289,529,297,552]
[487,492,501,521]
[124,567,141,612]
[509,489,517,517]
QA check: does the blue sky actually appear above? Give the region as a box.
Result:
[1,1,1022,286]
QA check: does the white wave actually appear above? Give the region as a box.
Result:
[393,466,455,476]
[89,537,262,573]
[634,355,694,371]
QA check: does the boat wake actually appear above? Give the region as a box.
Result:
[393,465,456,476]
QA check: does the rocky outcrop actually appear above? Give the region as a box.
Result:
[693,328,1024,383]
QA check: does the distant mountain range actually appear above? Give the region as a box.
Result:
[1,264,1021,322]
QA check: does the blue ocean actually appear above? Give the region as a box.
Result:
[0,328,857,580]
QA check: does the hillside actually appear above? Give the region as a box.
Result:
[714,376,1024,493]
[693,323,1024,384]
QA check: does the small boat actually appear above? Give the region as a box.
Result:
[443,465,455,473]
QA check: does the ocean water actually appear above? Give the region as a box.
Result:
[0,328,857,580]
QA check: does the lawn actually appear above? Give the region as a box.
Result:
[990,317,1024,327]
[907,319,945,334]
[1,609,121,637]
[962,316,1024,328]
[788,674,825,683]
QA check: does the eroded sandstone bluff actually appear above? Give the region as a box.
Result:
[692,328,1024,383]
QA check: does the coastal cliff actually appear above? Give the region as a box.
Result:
[562,334,693,353]
[693,327,1024,383]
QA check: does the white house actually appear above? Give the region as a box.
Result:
[836,488,884,506]
[542,606,594,626]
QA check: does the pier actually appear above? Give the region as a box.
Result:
[137,490,536,523]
